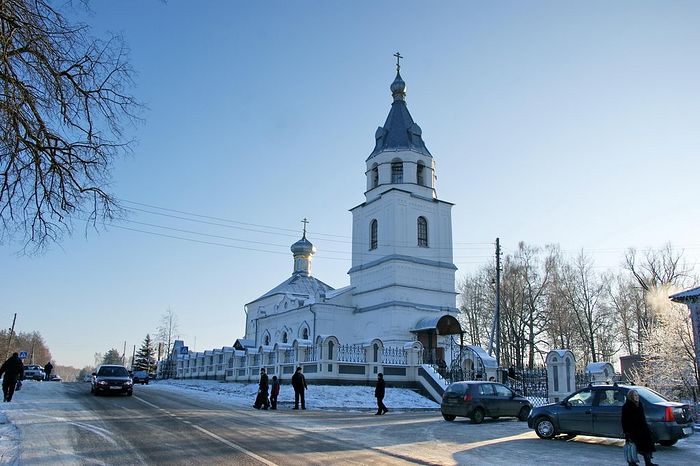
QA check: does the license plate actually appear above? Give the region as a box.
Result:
[109,386,122,390]
[682,427,693,435]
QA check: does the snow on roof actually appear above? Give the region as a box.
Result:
[325,285,353,299]
[670,286,700,301]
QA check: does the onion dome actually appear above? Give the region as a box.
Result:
[291,236,316,256]
[390,71,406,101]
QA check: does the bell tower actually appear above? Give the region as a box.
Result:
[348,56,458,324]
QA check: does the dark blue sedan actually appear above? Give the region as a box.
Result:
[527,384,694,446]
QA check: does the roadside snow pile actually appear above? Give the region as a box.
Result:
[151,379,440,410]
[0,411,19,465]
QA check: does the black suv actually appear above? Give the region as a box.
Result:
[441,381,532,423]
[528,384,694,446]
[91,364,133,396]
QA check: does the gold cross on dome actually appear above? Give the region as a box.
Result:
[301,218,309,237]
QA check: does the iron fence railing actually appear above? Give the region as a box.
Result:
[337,344,366,363]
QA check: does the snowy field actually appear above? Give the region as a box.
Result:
[147,378,441,410]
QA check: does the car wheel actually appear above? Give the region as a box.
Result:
[93,389,99,396]
[127,390,133,397]
[145,381,149,385]
[470,408,485,424]
[518,406,531,421]
[658,440,677,447]
[535,417,556,439]
[442,413,456,421]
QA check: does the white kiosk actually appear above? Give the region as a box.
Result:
[546,349,576,403]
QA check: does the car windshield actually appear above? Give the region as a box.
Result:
[98,366,129,377]
[635,387,668,404]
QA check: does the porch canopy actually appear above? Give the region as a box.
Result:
[411,315,463,365]
[411,314,462,335]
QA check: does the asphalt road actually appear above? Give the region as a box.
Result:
[3,381,699,465]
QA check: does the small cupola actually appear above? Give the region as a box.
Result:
[291,218,316,276]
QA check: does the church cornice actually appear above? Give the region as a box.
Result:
[350,281,459,298]
[347,253,458,274]
[350,188,454,212]
[354,300,459,314]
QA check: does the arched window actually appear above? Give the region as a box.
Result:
[416,162,425,186]
[302,327,308,340]
[282,332,288,344]
[371,164,379,188]
[370,219,378,250]
[263,334,270,346]
[566,358,572,392]
[328,340,334,360]
[417,216,428,247]
[373,343,379,363]
[391,160,403,183]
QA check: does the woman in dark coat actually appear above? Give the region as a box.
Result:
[621,389,657,466]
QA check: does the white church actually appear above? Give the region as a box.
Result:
[173,59,497,395]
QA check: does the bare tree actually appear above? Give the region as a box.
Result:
[1,0,141,252]
[624,244,692,292]
[457,269,493,348]
[558,251,609,364]
[156,308,179,378]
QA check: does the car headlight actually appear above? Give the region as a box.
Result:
[124,380,132,386]
[97,380,108,385]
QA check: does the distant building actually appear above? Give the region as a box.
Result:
[670,286,700,377]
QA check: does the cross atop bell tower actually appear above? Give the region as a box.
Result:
[393,51,403,71]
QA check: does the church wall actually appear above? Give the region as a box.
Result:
[351,189,454,269]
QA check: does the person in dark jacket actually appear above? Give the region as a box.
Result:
[44,361,54,381]
[621,389,658,466]
[254,368,270,410]
[375,373,388,415]
[0,353,24,402]
[270,375,280,410]
[291,366,307,410]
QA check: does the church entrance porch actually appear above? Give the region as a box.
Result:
[411,314,463,371]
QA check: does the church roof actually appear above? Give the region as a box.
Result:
[367,70,432,160]
[257,273,334,301]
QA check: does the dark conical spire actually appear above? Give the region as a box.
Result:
[368,53,431,160]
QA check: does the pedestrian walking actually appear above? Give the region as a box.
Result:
[291,366,307,410]
[0,353,24,402]
[375,373,388,415]
[254,368,270,410]
[270,375,280,410]
[621,389,658,466]
[44,361,54,381]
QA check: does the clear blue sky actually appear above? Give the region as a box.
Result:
[2,1,699,368]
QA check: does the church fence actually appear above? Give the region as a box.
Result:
[337,344,366,363]
[175,341,421,385]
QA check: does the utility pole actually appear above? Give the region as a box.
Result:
[5,313,17,359]
[487,238,502,367]
[495,237,501,368]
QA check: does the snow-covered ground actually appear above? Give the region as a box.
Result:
[148,378,441,410]
[0,379,438,464]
